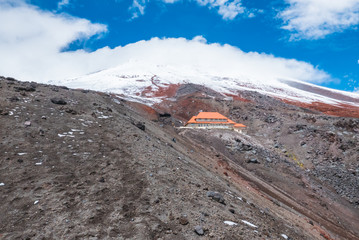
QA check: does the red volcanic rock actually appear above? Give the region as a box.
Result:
[282,99,359,119]
[141,78,181,98]
[128,101,159,121]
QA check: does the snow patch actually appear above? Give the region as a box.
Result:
[58,132,76,137]
[224,221,238,226]
[281,234,288,239]
[241,220,258,228]
[98,115,111,119]
[0,183,5,186]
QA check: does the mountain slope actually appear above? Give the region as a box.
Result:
[1,77,359,240]
[0,77,324,239]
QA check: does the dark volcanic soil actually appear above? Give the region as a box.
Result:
[0,77,358,239]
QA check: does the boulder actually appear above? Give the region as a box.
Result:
[207,191,225,204]
[51,98,67,105]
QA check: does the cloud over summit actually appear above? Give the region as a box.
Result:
[0,0,330,86]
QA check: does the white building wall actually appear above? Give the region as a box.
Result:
[188,123,232,129]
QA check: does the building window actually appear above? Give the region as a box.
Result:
[196,118,228,122]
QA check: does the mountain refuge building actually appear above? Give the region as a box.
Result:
[184,112,246,132]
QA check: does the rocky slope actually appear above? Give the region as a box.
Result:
[0,77,358,239]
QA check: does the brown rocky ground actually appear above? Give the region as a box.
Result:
[155,84,359,239]
[0,77,358,239]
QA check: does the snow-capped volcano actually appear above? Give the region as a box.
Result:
[57,60,359,108]
[45,37,358,116]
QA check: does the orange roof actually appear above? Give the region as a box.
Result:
[185,112,245,126]
[186,112,232,125]
[196,112,227,119]
[234,123,246,128]
[186,116,197,124]
[188,121,233,124]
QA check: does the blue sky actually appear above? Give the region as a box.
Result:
[1,0,359,92]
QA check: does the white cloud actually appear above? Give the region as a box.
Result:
[194,0,245,20]
[127,0,246,20]
[0,0,330,86]
[279,0,359,40]
[100,36,329,84]
[129,0,147,20]
[218,0,244,20]
[57,0,70,10]
[162,0,180,3]
[192,35,207,43]
[247,8,264,18]
[248,12,255,18]
[0,0,107,82]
